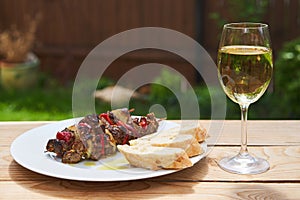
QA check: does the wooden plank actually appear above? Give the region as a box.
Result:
[2,146,300,182]
[164,146,300,182]
[201,120,300,146]
[2,120,299,147]
[0,181,299,200]
[176,120,300,146]
[0,122,52,147]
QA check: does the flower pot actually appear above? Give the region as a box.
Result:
[0,52,39,90]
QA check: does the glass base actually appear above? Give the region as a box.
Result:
[218,153,270,175]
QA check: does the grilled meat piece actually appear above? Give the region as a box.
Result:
[61,140,87,163]
[46,108,159,164]
[105,112,159,145]
[77,114,116,160]
[111,108,132,124]
[99,108,159,145]
[62,150,82,163]
[132,113,159,136]
[46,139,65,158]
[107,125,136,145]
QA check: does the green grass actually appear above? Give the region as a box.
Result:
[0,84,73,121]
[0,73,119,121]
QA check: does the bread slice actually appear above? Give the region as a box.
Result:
[118,122,207,170]
[117,144,192,170]
[130,122,207,144]
[130,134,203,157]
[167,122,207,142]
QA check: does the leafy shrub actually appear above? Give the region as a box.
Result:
[148,69,240,119]
[147,69,182,119]
[271,38,300,118]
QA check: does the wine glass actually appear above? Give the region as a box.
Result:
[217,22,273,174]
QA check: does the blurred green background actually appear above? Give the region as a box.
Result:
[0,0,299,120]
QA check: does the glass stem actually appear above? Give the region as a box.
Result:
[239,104,250,156]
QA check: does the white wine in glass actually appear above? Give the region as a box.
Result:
[217,23,273,174]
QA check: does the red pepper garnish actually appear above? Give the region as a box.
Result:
[99,113,114,125]
[139,117,148,129]
[56,131,72,142]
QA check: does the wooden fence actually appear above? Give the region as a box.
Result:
[0,0,299,84]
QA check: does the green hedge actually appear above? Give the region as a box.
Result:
[271,38,300,118]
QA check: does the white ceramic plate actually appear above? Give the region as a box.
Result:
[10,118,207,181]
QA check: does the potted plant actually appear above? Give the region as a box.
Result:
[0,14,41,90]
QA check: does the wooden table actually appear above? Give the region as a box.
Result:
[1,120,299,199]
